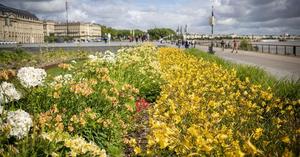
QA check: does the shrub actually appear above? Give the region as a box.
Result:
[239,39,252,51]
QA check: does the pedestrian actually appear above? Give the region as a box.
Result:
[221,40,225,51]
[192,40,196,48]
[177,40,181,48]
[185,40,189,49]
[232,39,238,53]
[107,33,111,44]
[227,41,231,48]
[104,33,108,44]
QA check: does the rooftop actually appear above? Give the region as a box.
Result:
[0,3,38,20]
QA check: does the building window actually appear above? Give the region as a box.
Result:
[5,17,10,26]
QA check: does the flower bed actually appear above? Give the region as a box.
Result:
[144,48,299,156]
[0,45,299,156]
[0,44,162,156]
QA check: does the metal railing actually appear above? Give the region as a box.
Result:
[251,44,299,56]
[195,41,300,56]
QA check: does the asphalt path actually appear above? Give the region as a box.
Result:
[196,45,300,81]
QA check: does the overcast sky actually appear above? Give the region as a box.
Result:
[1,0,300,35]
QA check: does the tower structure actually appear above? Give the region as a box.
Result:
[66,0,69,37]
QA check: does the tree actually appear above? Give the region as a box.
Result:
[147,28,176,40]
[101,25,146,40]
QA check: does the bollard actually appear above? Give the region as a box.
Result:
[293,46,296,56]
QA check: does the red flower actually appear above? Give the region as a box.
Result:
[135,98,149,112]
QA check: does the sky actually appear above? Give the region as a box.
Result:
[1,0,300,35]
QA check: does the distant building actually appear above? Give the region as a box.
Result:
[43,20,55,36]
[54,22,101,42]
[0,3,44,43]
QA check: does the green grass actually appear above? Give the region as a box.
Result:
[185,48,300,100]
[0,49,32,69]
[46,59,86,78]
[0,49,88,69]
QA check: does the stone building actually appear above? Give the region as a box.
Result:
[0,4,44,43]
[43,20,55,36]
[54,22,101,42]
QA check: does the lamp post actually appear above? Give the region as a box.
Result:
[208,4,216,54]
[66,0,69,39]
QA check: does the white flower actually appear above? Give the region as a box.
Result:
[100,50,116,63]
[0,82,21,104]
[6,109,32,139]
[64,74,73,80]
[53,74,73,84]
[0,105,3,115]
[54,75,63,82]
[71,60,77,64]
[88,55,98,62]
[17,67,47,88]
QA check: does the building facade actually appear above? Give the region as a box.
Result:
[43,20,55,36]
[54,22,101,42]
[0,4,44,43]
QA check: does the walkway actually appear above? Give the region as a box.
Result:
[196,45,300,81]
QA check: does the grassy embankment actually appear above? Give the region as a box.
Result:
[0,49,88,69]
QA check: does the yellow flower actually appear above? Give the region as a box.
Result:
[281,136,290,144]
[53,91,60,99]
[134,146,141,154]
[58,63,72,70]
[246,139,263,155]
[68,126,74,132]
[253,128,263,140]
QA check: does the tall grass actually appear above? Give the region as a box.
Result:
[185,48,300,100]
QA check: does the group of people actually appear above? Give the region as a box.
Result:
[175,39,238,53]
[176,40,196,49]
[220,39,238,53]
[103,33,150,43]
[103,33,111,44]
[128,34,149,42]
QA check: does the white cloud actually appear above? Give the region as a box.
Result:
[218,18,237,25]
[1,0,299,35]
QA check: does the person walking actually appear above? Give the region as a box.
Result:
[107,33,111,44]
[184,40,189,49]
[221,40,225,51]
[192,40,196,48]
[232,39,238,53]
[177,40,181,48]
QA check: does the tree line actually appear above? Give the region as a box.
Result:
[44,26,176,43]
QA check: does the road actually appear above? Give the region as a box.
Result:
[196,45,300,81]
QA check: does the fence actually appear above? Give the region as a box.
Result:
[251,44,299,56]
[195,41,300,56]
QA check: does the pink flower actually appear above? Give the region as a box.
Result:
[135,98,149,112]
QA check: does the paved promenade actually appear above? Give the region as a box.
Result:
[196,45,300,81]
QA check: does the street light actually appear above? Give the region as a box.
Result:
[208,3,216,54]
